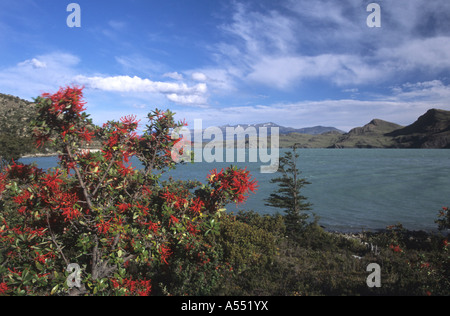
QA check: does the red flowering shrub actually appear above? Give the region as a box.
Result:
[0,86,257,296]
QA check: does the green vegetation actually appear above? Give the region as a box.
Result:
[0,90,449,296]
[279,131,342,148]
[0,94,37,165]
[212,210,449,296]
[265,146,313,238]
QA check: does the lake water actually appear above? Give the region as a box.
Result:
[20,149,450,232]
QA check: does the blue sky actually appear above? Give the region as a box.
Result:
[0,0,449,131]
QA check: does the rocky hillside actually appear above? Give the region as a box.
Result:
[330,119,404,148]
[0,94,36,136]
[388,109,450,148]
[0,93,38,161]
[283,109,450,149]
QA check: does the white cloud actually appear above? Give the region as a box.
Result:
[377,37,450,72]
[246,54,385,88]
[389,80,450,102]
[186,67,241,94]
[176,80,450,131]
[163,72,184,80]
[192,72,207,82]
[207,1,450,91]
[0,52,209,107]
[166,94,208,106]
[73,75,208,106]
[18,58,47,69]
[0,52,80,99]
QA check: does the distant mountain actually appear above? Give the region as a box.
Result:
[218,122,344,135]
[282,109,450,149]
[2,93,450,151]
[330,119,404,148]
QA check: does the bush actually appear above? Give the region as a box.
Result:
[0,86,258,296]
[214,210,449,296]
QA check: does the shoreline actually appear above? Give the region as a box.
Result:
[21,149,101,159]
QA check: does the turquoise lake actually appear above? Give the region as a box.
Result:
[20,149,450,232]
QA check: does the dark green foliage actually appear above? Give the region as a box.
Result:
[265,146,312,238]
[0,133,34,167]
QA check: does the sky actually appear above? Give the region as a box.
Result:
[0,0,449,131]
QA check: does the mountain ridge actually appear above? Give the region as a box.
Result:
[1,92,450,150]
[286,108,450,149]
[216,122,345,135]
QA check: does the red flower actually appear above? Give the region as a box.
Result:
[390,244,403,253]
[186,222,199,235]
[78,127,94,143]
[117,161,135,177]
[42,85,86,117]
[13,190,32,205]
[208,167,258,205]
[34,250,56,264]
[0,173,7,195]
[162,189,177,204]
[420,262,431,269]
[96,220,112,235]
[8,162,42,180]
[111,278,152,296]
[141,186,152,197]
[40,172,63,193]
[0,282,8,296]
[147,221,159,234]
[169,215,180,226]
[120,115,140,130]
[117,203,131,213]
[135,202,149,216]
[159,244,173,265]
[190,197,205,215]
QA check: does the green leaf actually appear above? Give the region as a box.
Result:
[51,284,59,295]
[35,261,43,272]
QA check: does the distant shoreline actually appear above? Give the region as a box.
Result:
[20,146,450,160]
[21,149,101,159]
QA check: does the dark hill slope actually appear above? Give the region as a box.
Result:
[331,119,404,148]
[388,109,450,148]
